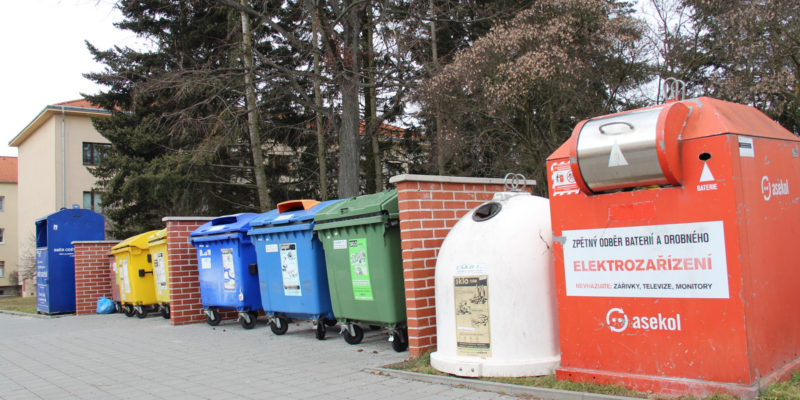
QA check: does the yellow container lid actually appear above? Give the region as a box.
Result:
[147,228,167,247]
[111,230,161,254]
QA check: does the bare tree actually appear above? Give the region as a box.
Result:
[240,0,272,211]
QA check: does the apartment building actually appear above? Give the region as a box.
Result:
[8,100,111,290]
[0,156,19,295]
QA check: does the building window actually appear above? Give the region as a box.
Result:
[0,261,4,278]
[82,142,111,165]
[0,228,4,243]
[83,192,102,212]
[0,196,4,211]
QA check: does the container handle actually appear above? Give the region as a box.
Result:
[277,199,320,213]
[503,173,527,192]
[138,269,153,277]
[598,122,634,135]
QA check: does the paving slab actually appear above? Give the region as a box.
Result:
[1,313,521,399]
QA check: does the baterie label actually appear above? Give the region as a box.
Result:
[563,221,729,298]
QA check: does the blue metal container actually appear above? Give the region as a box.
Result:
[35,206,105,314]
[248,199,342,339]
[189,213,263,329]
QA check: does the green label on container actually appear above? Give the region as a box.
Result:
[348,238,373,301]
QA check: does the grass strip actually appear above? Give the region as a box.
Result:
[388,351,800,400]
[0,296,38,314]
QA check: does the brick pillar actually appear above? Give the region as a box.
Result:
[163,217,213,326]
[73,241,120,315]
[389,174,535,357]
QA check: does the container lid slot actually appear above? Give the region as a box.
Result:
[212,215,238,226]
[277,199,320,213]
[472,202,502,222]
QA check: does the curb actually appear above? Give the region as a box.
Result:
[0,309,72,319]
[370,368,641,400]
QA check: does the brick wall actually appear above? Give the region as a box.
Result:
[389,174,535,357]
[164,217,214,325]
[73,241,120,315]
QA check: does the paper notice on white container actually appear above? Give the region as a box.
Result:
[563,221,729,299]
[454,275,491,357]
[454,264,487,276]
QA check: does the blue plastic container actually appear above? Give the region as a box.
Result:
[189,213,263,329]
[248,199,342,339]
[35,205,105,314]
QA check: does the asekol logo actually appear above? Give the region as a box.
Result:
[761,175,790,201]
[605,308,682,333]
[606,308,628,332]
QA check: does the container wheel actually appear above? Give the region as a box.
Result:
[135,306,148,319]
[123,305,135,317]
[391,328,409,352]
[206,309,221,326]
[343,324,364,345]
[315,322,326,340]
[324,318,337,327]
[114,302,121,313]
[240,311,258,329]
[269,316,289,335]
[160,305,170,319]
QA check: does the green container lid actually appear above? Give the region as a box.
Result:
[314,190,399,225]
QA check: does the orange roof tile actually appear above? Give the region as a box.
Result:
[53,99,103,110]
[0,156,18,183]
[9,99,111,147]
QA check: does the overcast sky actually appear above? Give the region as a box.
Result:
[0,1,661,159]
[0,0,143,156]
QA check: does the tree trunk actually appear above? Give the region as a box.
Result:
[239,0,271,211]
[364,5,382,192]
[313,5,328,200]
[337,1,362,198]
[340,77,360,198]
[430,0,445,175]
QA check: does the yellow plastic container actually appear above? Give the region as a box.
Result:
[147,229,171,319]
[111,230,160,318]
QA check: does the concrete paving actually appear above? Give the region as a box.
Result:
[0,313,516,400]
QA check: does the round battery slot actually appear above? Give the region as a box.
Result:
[472,202,502,222]
[699,152,711,161]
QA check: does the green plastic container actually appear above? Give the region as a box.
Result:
[314,190,408,351]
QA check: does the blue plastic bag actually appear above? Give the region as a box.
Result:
[96,296,115,314]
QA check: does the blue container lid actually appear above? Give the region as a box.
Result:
[35,204,103,223]
[190,213,260,238]
[249,199,343,228]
